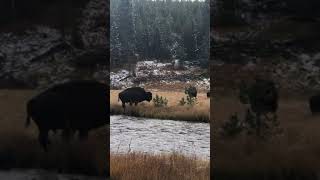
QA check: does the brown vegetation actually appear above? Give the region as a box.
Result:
[0,90,108,176]
[213,94,320,179]
[110,90,210,122]
[110,152,209,180]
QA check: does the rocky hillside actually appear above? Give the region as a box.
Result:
[212,0,320,93]
[111,60,209,91]
[0,0,109,89]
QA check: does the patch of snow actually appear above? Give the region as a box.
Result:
[110,70,134,89]
[299,54,311,62]
[313,53,320,61]
[111,60,209,90]
[195,78,210,90]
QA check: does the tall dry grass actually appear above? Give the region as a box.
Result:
[213,94,320,179]
[110,90,210,122]
[0,90,109,176]
[110,152,210,180]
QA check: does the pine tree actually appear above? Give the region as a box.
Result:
[110,0,209,66]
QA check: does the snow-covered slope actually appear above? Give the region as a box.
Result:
[111,60,210,90]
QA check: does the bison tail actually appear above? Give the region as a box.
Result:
[25,115,31,127]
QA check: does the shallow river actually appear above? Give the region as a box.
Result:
[111,115,210,160]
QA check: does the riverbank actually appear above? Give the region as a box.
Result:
[110,152,209,180]
[213,95,320,179]
[110,90,210,123]
[0,90,108,176]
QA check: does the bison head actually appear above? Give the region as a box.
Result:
[145,92,152,102]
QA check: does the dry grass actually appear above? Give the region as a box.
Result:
[0,90,109,176]
[213,94,320,179]
[110,90,210,122]
[110,152,209,180]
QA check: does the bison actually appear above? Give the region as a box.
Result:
[25,80,109,151]
[185,86,197,98]
[207,91,210,98]
[118,87,152,110]
[247,78,278,115]
[309,94,320,115]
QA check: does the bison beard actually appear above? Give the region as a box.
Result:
[25,80,109,151]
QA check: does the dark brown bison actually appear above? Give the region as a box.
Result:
[207,91,210,98]
[25,80,109,151]
[310,94,320,115]
[185,86,197,98]
[247,78,278,115]
[118,87,152,109]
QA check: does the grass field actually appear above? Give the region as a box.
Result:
[110,90,210,122]
[0,90,109,176]
[110,152,210,180]
[213,94,320,179]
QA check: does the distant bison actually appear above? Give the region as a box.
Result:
[207,91,210,98]
[26,80,109,151]
[239,78,278,115]
[118,87,152,109]
[248,78,278,114]
[309,95,320,114]
[185,86,197,98]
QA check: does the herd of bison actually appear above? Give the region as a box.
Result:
[25,80,210,151]
[25,81,160,151]
[23,78,320,151]
[237,78,320,118]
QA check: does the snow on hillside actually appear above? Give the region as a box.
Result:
[111,60,210,90]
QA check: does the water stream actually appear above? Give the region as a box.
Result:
[111,115,210,160]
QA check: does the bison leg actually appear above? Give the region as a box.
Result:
[39,129,49,152]
[122,102,126,111]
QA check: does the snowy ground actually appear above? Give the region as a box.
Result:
[110,70,133,89]
[0,169,106,180]
[110,60,210,90]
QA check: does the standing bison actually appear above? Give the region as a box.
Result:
[238,78,279,137]
[239,78,278,115]
[249,79,278,114]
[309,94,320,115]
[118,87,152,110]
[26,80,109,151]
[185,86,197,98]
